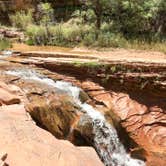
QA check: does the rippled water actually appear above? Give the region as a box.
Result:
[0,50,13,59]
[1,50,13,56]
[6,69,145,166]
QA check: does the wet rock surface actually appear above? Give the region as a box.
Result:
[0,76,103,166]
[80,81,166,166]
[0,68,81,140]
[0,51,166,165]
[0,28,24,41]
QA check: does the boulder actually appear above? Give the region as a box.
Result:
[79,90,90,103]
[0,104,103,166]
[0,88,20,105]
[81,80,166,166]
[74,115,94,143]
[0,81,103,166]
[27,93,80,139]
[0,28,25,41]
[0,81,21,105]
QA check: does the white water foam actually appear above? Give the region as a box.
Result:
[1,50,13,56]
[6,69,145,166]
[0,50,13,60]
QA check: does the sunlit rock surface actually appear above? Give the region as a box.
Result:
[0,50,165,166]
[80,81,166,166]
[0,80,103,166]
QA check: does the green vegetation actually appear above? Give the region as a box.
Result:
[6,1,166,51]
[73,61,102,68]
[10,10,33,30]
[124,41,166,54]
[0,39,11,50]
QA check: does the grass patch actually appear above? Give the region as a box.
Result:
[0,39,12,50]
[73,61,102,68]
[125,40,166,54]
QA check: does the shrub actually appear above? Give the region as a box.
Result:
[63,24,81,43]
[26,24,65,46]
[97,33,112,47]
[0,39,11,50]
[26,25,47,45]
[49,25,65,46]
[25,21,128,48]
[10,10,33,30]
[83,32,96,46]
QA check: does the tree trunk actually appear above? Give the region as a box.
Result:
[93,0,102,39]
[95,0,102,30]
[96,14,101,30]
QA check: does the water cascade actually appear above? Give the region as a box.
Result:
[0,50,13,57]
[0,51,12,62]
[6,69,145,166]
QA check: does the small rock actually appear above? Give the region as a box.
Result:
[0,153,7,161]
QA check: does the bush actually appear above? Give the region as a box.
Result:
[63,24,81,43]
[25,17,95,47]
[63,23,92,44]
[0,39,11,50]
[49,25,65,45]
[10,10,33,30]
[83,32,127,48]
[104,33,127,48]
[25,21,128,48]
[97,33,112,47]
[83,32,96,46]
[26,25,47,45]
[26,24,65,46]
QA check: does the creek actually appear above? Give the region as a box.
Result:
[6,69,145,166]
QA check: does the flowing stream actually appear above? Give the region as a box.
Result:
[6,69,145,166]
[0,50,13,57]
[0,50,13,61]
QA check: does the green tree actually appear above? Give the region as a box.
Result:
[80,0,111,30]
[153,0,166,37]
[39,3,54,25]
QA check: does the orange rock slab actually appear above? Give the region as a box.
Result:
[0,82,103,166]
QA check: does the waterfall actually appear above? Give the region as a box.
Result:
[6,69,145,166]
[0,50,13,60]
[0,50,13,56]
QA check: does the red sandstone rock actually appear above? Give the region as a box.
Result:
[81,80,166,166]
[1,53,166,165]
[0,28,24,39]
[0,82,21,105]
[0,82,103,166]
